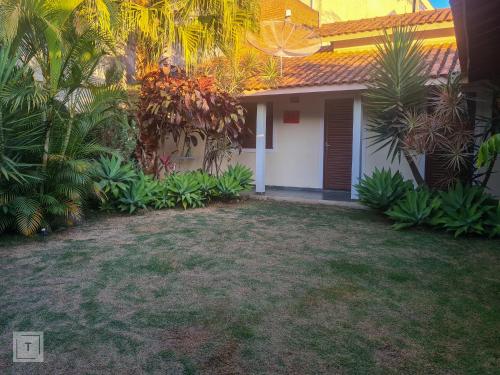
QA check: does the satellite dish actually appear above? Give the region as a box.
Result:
[246,13,322,75]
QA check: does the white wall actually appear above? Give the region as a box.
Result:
[361,109,422,186]
[161,93,328,189]
[160,92,500,197]
[160,92,419,191]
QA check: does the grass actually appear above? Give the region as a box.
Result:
[0,201,499,374]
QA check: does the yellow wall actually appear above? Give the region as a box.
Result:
[300,0,433,23]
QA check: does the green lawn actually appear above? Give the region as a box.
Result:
[1,201,499,374]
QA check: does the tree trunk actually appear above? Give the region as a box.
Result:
[61,115,73,158]
[41,110,52,171]
[40,107,55,194]
[123,33,137,84]
[403,150,425,186]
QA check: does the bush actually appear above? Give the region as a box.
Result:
[431,184,494,237]
[386,189,440,229]
[151,183,175,209]
[215,174,243,200]
[193,171,217,202]
[224,164,253,190]
[165,173,204,209]
[484,202,500,238]
[355,168,413,211]
[93,155,137,201]
[92,163,254,213]
[118,172,157,214]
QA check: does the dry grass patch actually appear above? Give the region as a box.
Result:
[1,201,499,374]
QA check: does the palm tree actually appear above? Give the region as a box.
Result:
[0,1,128,235]
[0,0,258,235]
[119,0,258,79]
[1,0,258,77]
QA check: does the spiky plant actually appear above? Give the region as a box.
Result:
[386,189,441,229]
[364,26,428,185]
[355,168,414,211]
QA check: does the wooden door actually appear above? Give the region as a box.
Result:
[323,98,353,191]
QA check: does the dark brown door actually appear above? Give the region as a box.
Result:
[324,98,353,190]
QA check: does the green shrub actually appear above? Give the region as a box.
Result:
[355,168,413,210]
[484,201,500,238]
[224,164,253,190]
[432,184,494,237]
[118,172,157,214]
[193,171,217,202]
[151,183,176,209]
[386,189,440,229]
[215,175,243,200]
[166,173,204,209]
[93,155,137,201]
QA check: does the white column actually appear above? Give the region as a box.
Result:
[255,103,267,194]
[351,96,363,199]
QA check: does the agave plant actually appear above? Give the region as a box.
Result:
[386,189,441,229]
[432,184,494,237]
[215,174,243,200]
[224,164,254,190]
[355,168,413,211]
[93,155,137,201]
[166,173,204,209]
[193,171,217,202]
[118,172,157,214]
[151,184,176,210]
[484,202,500,238]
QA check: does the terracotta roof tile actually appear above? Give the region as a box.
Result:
[245,42,460,92]
[319,8,453,37]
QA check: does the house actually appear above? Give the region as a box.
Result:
[299,0,434,23]
[168,2,500,199]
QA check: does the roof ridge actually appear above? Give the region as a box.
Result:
[321,8,451,28]
[320,8,453,37]
[311,40,455,57]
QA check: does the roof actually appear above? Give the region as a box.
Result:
[320,8,453,37]
[245,42,460,92]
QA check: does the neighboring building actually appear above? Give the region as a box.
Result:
[299,0,434,23]
[261,0,319,27]
[167,4,500,198]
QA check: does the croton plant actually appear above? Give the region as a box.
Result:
[136,65,246,176]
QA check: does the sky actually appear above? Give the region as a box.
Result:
[431,0,450,8]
